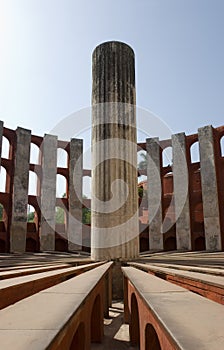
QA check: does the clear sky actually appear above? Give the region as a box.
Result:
[0,0,224,139]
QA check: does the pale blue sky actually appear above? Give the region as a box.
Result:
[0,0,224,139]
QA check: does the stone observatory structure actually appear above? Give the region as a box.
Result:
[91,41,139,260]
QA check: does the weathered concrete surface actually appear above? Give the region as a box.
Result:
[172,132,192,250]
[123,267,224,350]
[40,134,57,251]
[147,137,163,250]
[68,138,83,251]
[198,125,222,250]
[91,41,139,260]
[10,127,31,253]
[0,120,3,167]
[0,262,112,350]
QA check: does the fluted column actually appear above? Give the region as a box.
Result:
[91,41,139,260]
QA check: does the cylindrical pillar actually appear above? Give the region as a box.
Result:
[91,41,139,260]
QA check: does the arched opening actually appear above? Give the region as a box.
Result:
[138,150,147,171]
[0,239,6,253]
[69,322,85,350]
[0,166,7,192]
[164,236,177,251]
[162,147,172,167]
[55,238,67,252]
[1,136,10,159]
[83,176,91,199]
[26,238,37,252]
[55,206,66,225]
[140,237,149,252]
[91,294,102,343]
[130,293,140,347]
[192,202,204,233]
[190,141,200,163]
[57,148,68,168]
[30,143,40,164]
[145,323,161,350]
[195,236,206,251]
[28,171,39,196]
[27,204,36,223]
[220,136,224,157]
[56,174,67,198]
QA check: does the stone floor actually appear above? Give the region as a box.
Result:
[91,302,138,350]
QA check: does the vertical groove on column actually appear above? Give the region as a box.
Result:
[91,41,139,260]
[68,138,83,251]
[172,132,192,250]
[40,134,57,251]
[198,125,222,250]
[10,127,31,252]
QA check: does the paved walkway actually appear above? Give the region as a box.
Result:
[91,302,138,350]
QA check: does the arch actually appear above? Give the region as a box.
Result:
[0,166,7,192]
[130,293,140,346]
[140,237,149,252]
[145,323,161,350]
[0,239,6,253]
[28,171,38,196]
[55,206,66,224]
[27,204,36,223]
[220,135,224,157]
[91,294,102,342]
[195,236,206,251]
[1,136,10,159]
[190,141,200,163]
[26,238,37,252]
[164,236,177,251]
[56,174,67,198]
[57,148,68,168]
[138,150,147,170]
[83,176,91,199]
[30,143,40,164]
[162,146,172,167]
[69,322,85,350]
[55,238,67,252]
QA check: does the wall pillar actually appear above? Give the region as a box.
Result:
[172,132,192,250]
[198,125,222,250]
[68,138,83,251]
[10,127,31,252]
[91,41,139,260]
[147,137,163,250]
[40,134,57,251]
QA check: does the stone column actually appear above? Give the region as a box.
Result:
[91,41,139,260]
[198,125,222,250]
[40,134,57,251]
[0,121,3,166]
[68,138,83,251]
[172,133,192,250]
[147,137,163,250]
[10,127,31,252]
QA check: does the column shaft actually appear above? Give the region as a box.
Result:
[198,125,222,250]
[172,133,192,249]
[147,137,163,250]
[68,138,83,251]
[10,127,31,252]
[40,134,57,251]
